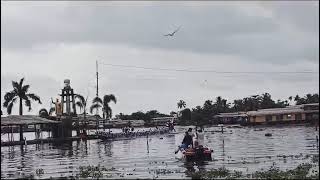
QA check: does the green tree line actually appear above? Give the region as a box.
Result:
[2,78,318,128]
[113,92,318,126]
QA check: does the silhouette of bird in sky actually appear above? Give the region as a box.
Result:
[164,26,181,37]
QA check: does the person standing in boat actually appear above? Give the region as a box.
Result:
[194,128,204,147]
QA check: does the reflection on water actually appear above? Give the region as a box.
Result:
[1,125,319,179]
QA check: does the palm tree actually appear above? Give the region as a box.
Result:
[3,77,42,115]
[90,96,102,116]
[39,107,55,117]
[90,94,117,119]
[177,100,186,109]
[39,108,49,117]
[75,94,88,116]
[102,94,117,119]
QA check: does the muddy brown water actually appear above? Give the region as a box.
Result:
[1,125,319,179]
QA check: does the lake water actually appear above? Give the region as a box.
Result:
[1,125,319,179]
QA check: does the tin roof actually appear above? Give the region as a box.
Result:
[247,108,305,116]
[1,115,60,126]
[214,112,248,118]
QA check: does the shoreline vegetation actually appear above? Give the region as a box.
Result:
[115,93,319,126]
[1,78,318,127]
[18,154,319,179]
[190,162,319,180]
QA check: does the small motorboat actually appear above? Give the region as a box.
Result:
[180,146,213,161]
[168,131,179,135]
[265,133,272,137]
[227,124,243,128]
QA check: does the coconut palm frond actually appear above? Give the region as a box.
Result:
[6,98,17,115]
[104,94,117,104]
[177,100,186,109]
[27,93,42,104]
[76,101,83,110]
[12,80,20,91]
[90,103,101,114]
[3,91,16,107]
[21,85,30,93]
[39,108,49,117]
[75,94,86,105]
[25,98,32,111]
[19,77,25,87]
[92,96,103,104]
[39,108,48,114]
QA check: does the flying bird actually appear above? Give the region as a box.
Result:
[164,26,181,37]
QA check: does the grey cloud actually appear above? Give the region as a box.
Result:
[1,2,319,115]
[2,2,318,64]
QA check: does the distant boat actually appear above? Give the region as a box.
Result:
[265,133,272,137]
[227,124,243,128]
[168,131,178,135]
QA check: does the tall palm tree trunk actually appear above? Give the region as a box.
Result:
[19,97,23,115]
[19,97,24,141]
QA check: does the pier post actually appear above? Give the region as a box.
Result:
[76,118,80,137]
[19,125,23,141]
[61,116,73,138]
[146,133,149,153]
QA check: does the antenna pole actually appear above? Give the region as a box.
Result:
[96,60,99,97]
[95,60,100,117]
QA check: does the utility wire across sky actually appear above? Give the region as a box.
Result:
[99,62,319,75]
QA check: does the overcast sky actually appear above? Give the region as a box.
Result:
[1,1,319,116]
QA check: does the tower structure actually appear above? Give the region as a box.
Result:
[60,79,77,116]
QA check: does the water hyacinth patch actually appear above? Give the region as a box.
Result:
[191,163,319,180]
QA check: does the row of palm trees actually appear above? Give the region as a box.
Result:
[174,92,319,125]
[2,78,117,119]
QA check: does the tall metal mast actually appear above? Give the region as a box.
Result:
[95,60,99,116]
[96,60,99,97]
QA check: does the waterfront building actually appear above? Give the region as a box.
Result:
[150,116,178,126]
[213,112,247,124]
[247,103,318,125]
[213,103,319,125]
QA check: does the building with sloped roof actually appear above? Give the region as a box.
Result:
[213,103,318,125]
[247,103,318,125]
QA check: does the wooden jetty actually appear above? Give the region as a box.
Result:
[1,135,99,146]
[1,128,172,146]
[1,115,61,142]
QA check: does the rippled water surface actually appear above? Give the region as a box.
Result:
[1,125,319,179]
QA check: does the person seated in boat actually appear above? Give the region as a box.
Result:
[175,131,193,154]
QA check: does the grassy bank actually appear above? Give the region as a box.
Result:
[191,163,319,179]
[17,154,319,179]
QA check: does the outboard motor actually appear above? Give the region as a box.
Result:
[195,146,205,159]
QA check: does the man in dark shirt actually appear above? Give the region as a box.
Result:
[175,131,193,154]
